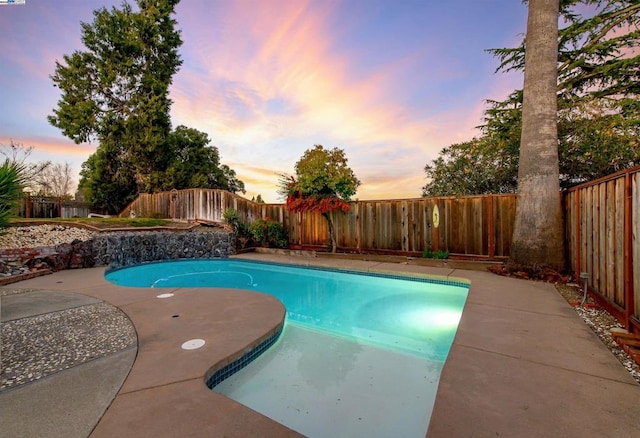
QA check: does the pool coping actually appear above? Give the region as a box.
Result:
[2,253,639,437]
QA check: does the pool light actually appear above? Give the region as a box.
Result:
[404,307,462,330]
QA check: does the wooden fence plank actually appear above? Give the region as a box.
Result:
[597,184,605,297]
[633,173,640,317]
[614,180,625,306]
[586,187,594,289]
[606,181,615,303]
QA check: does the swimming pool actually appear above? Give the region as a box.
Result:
[106,259,469,436]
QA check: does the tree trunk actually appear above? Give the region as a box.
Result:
[510,0,565,270]
[322,212,338,253]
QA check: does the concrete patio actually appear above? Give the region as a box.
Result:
[1,253,638,437]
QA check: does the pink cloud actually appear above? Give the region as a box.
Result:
[169,1,528,200]
[0,135,96,158]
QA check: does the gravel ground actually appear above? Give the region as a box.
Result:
[556,283,640,384]
[0,225,96,249]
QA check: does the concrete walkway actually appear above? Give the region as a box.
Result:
[0,288,136,438]
[1,254,638,437]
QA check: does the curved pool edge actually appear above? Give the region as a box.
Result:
[205,320,284,388]
[91,285,300,437]
[106,257,470,363]
[0,266,302,437]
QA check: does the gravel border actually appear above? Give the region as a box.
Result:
[0,225,96,250]
[556,284,640,384]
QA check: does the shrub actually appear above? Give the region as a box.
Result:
[222,208,249,236]
[223,208,252,249]
[249,217,288,248]
[423,248,449,259]
[0,160,26,230]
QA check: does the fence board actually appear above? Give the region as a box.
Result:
[605,181,614,303]
[597,184,605,295]
[634,173,640,317]
[614,180,624,306]
[585,187,593,288]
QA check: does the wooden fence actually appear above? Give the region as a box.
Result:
[120,189,517,259]
[287,196,516,258]
[118,189,287,225]
[565,165,639,331]
[16,195,91,219]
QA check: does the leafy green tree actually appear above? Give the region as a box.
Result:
[279,145,360,253]
[54,2,245,212]
[559,97,640,183]
[422,137,519,196]
[252,194,265,203]
[49,0,182,195]
[157,126,245,193]
[218,164,246,195]
[79,125,245,213]
[78,141,139,213]
[510,0,565,270]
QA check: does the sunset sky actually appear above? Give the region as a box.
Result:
[0,0,527,202]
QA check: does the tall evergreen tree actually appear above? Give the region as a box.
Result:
[510,0,565,270]
[489,0,640,185]
[423,0,640,196]
[49,0,182,208]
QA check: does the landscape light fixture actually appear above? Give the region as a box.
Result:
[579,272,589,306]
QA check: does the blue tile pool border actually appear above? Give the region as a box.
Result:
[108,258,470,289]
[206,322,284,389]
[234,258,471,289]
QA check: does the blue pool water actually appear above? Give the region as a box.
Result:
[106,259,468,361]
[106,259,469,437]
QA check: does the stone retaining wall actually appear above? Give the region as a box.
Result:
[93,231,234,269]
[0,230,234,277]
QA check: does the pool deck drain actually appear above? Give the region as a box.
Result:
[1,253,638,437]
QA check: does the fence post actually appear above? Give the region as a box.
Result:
[432,201,440,252]
[355,202,362,253]
[574,189,582,283]
[623,170,633,329]
[26,193,31,218]
[488,195,495,258]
